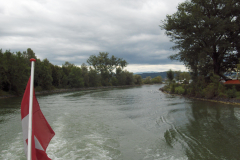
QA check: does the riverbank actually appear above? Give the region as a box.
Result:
[159,87,240,106]
[0,85,140,99]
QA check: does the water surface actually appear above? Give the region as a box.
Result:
[1,84,240,160]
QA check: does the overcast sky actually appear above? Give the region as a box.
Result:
[0,0,188,73]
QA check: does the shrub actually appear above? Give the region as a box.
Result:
[226,86,237,98]
[203,83,217,99]
[170,83,175,93]
[175,86,184,94]
[218,92,228,99]
[35,86,43,92]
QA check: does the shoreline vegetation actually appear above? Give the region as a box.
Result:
[160,87,240,106]
[0,85,140,99]
[0,48,163,99]
[160,72,240,106]
[159,0,240,105]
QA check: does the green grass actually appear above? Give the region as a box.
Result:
[236,91,240,99]
[175,86,185,94]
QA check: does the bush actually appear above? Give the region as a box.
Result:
[170,83,175,93]
[195,88,205,98]
[226,86,237,98]
[175,86,184,94]
[35,86,43,92]
[218,92,228,98]
[203,83,217,99]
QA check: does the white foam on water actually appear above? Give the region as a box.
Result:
[0,132,25,160]
[47,116,115,160]
[136,147,188,160]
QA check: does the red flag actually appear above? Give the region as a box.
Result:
[21,77,55,160]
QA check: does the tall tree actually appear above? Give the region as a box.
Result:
[81,63,89,87]
[87,52,128,85]
[167,69,174,81]
[68,66,84,88]
[161,0,240,79]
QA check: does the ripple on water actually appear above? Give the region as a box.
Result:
[47,115,121,160]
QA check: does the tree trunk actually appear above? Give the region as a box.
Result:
[212,47,228,80]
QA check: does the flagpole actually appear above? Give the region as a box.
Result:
[27,58,36,160]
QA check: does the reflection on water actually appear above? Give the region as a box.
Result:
[164,101,240,160]
[1,85,240,160]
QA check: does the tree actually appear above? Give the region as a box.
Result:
[180,72,191,81]
[87,52,128,85]
[81,63,89,87]
[144,76,152,84]
[151,76,162,83]
[51,65,62,87]
[175,71,181,81]
[88,67,101,87]
[134,75,143,85]
[161,0,240,80]
[167,69,174,81]
[37,58,53,90]
[68,66,84,88]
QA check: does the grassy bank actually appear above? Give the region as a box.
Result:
[160,74,240,105]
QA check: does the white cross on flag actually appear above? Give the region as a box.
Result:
[21,77,55,160]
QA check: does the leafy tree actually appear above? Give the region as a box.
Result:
[144,76,152,84]
[116,67,126,85]
[61,61,74,87]
[125,71,134,85]
[167,69,174,81]
[151,76,162,83]
[180,72,191,81]
[110,77,118,86]
[68,66,84,88]
[51,65,62,87]
[37,58,53,90]
[161,0,240,80]
[81,63,89,87]
[0,49,3,90]
[134,74,143,85]
[175,71,181,81]
[87,52,128,85]
[88,67,101,87]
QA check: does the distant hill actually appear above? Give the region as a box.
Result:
[136,72,167,79]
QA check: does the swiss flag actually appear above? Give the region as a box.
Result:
[21,77,55,160]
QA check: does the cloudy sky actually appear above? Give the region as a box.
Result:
[0,0,188,73]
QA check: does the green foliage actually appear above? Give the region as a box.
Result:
[170,83,175,94]
[88,67,101,87]
[68,66,84,88]
[143,76,152,84]
[110,77,118,86]
[226,86,237,98]
[175,71,181,81]
[161,0,240,79]
[0,49,136,95]
[167,69,174,82]
[162,73,232,99]
[81,63,89,87]
[133,75,143,85]
[87,52,128,85]
[125,71,134,85]
[151,76,162,84]
[175,86,184,94]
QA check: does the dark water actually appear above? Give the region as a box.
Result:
[1,84,240,160]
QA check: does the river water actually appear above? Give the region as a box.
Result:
[1,84,240,160]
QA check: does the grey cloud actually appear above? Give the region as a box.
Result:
[0,0,185,71]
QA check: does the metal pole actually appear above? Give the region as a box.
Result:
[27,58,36,160]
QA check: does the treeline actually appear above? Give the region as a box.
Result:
[0,49,150,96]
[142,76,163,84]
[162,69,239,99]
